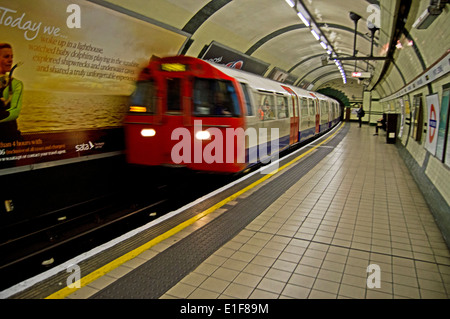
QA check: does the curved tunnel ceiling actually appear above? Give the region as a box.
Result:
[120,0,423,96]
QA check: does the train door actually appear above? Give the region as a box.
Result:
[328,101,332,127]
[288,93,299,144]
[300,97,309,131]
[281,85,299,144]
[300,97,311,141]
[329,101,333,127]
[321,100,330,129]
[309,93,320,134]
[164,75,190,163]
[239,82,258,161]
[308,98,314,129]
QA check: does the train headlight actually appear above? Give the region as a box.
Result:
[195,130,211,140]
[141,128,156,137]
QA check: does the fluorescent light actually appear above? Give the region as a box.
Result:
[311,29,320,41]
[297,12,310,27]
[288,0,346,85]
[285,0,295,8]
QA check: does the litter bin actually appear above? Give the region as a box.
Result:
[345,107,351,122]
[386,113,398,144]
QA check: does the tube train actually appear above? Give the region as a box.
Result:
[125,55,341,173]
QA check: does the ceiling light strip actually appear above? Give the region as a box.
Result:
[285,0,346,84]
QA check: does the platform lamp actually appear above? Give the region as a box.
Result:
[368,22,380,58]
[349,12,362,57]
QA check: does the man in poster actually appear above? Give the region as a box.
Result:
[0,43,23,142]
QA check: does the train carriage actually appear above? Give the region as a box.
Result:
[125,55,341,173]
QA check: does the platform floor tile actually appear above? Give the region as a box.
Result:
[160,124,450,299]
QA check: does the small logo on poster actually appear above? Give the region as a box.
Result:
[225,60,244,70]
[75,141,104,152]
[429,104,437,143]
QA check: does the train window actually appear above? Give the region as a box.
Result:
[193,78,241,117]
[301,98,309,117]
[129,80,155,114]
[276,96,289,119]
[256,94,275,121]
[321,100,328,114]
[308,99,315,116]
[240,83,254,116]
[167,78,181,112]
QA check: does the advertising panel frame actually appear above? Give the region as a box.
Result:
[0,0,190,175]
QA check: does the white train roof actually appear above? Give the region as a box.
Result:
[206,61,338,104]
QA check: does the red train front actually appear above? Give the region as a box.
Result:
[125,56,247,173]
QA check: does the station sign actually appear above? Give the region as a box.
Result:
[351,72,371,78]
[161,63,187,72]
[380,51,450,103]
[425,93,440,155]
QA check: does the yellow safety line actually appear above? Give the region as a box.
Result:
[45,123,344,299]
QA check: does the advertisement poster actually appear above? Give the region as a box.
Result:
[0,0,188,171]
[436,89,449,161]
[200,41,270,76]
[398,98,405,138]
[425,94,440,156]
[412,94,423,143]
[440,89,450,166]
[267,67,298,85]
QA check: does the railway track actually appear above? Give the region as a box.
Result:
[0,193,166,290]
[0,168,236,292]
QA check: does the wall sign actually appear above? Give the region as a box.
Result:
[425,93,440,155]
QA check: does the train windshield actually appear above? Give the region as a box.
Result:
[129,80,156,114]
[193,78,241,117]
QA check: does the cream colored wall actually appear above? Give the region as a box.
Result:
[381,73,450,205]
[375,0,450,207]
[104,0,206,30]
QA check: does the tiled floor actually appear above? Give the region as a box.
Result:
[159,123,450,299]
